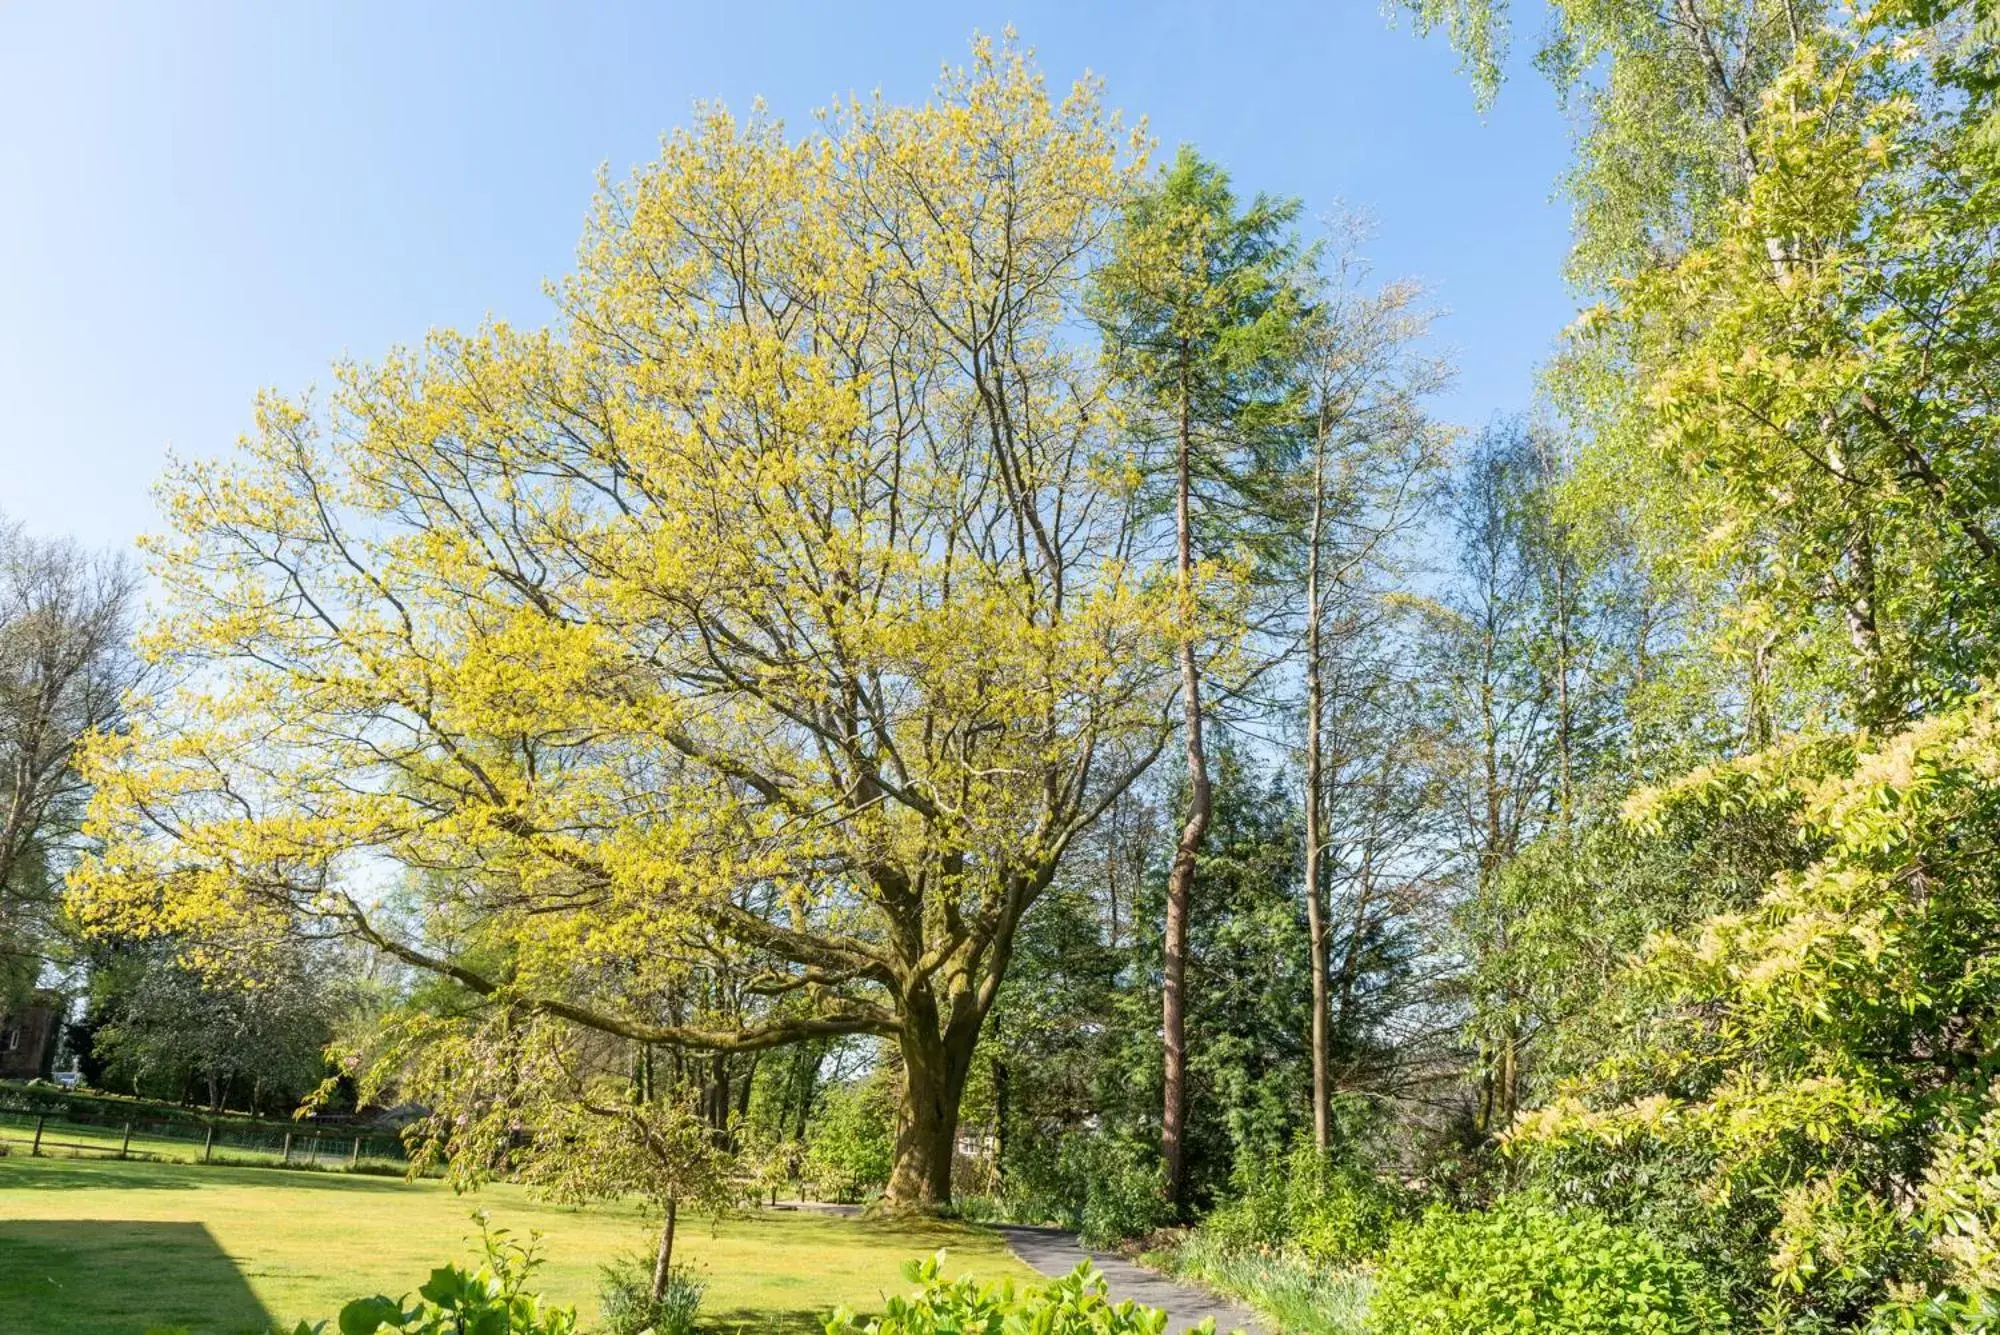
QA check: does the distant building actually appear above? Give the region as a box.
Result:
[0,991,61,1081]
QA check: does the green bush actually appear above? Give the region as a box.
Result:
[1368,1202,1727,1335]
[824,1252,1215,1335]
[597,1256,704,1335]
[1080,1150,1171,1249]
[323,1214,577,1335]
[805,1076,896,1202]
[1002,1130,1170,1246]
[1205,1138,1407,1265]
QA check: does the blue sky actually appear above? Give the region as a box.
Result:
[0,2,1577,554]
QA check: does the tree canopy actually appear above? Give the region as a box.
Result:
[74,39,1178,1209]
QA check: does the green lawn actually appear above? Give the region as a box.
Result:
[0,1156,1037,1334]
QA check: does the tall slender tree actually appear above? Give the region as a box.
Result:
[1092,147,1310,1206]
[1292,242,1448,1147]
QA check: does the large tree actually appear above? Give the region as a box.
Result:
[74,41,1182,1210]
[1091,146,1311,1207]
[0,515,139,1004]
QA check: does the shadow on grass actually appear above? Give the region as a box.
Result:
[0,1219,275,1335]
[0,1157,209,1191]
[0,1154,427,1193]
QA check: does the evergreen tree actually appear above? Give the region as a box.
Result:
[1092,146,1312,1208]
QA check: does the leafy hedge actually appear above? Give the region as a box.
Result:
[1204,1138,1408,1266]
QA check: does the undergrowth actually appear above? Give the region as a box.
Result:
[1145,1229,1371,1335]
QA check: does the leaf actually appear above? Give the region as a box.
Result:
[336,1296,406,1335]
[417,1266,467,1309]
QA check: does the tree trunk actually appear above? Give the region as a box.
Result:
[1163,360,1210,1212]
[649,1197,679,1302]
[1303,422,1331,1152]
[993,1055,1010,1190]
[884,996,979,1210]
[789,1046,817,1143]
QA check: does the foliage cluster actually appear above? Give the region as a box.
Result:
[1513,693,2000,1324]
[330,1216,577,1335]
[823,1254,1212,1335]
[991,1125,1171,1249]
[1149,1230,1371,1335]
[803,1075,897,1203]
[596,1256,704,1335]
[1202,1137,1408,1268]
[1367,1202,1728,1335]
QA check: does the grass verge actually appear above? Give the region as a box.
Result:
[1143,1229,1373,1335]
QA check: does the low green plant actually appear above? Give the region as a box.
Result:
[329,1213,578,1335]
[1150,1229,1371,1335]
[597,1255,704,1335]
[943,1193,1006,1224]
[1205,1137,1408,1266]
[824,1253,1216,1335]
[1368,1201,1727,1335]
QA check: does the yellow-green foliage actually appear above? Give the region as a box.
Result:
[1368,1202,1727,1335]
[825,1253,1200,1335]
[1514,690,2000,1323]
[68,36,1193,1207]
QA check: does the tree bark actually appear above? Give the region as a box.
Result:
[1163,359,1210,1212]
[993,1054,1010,1190]
[1303,424,1331,1152]
[885,998,980,1209]
[650,1197,679,1303]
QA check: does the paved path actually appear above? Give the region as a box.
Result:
[996,1226,1266,1334]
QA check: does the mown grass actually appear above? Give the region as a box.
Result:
[0,1155,1036,1334]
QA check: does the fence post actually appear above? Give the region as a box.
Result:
[349,1137,360,1168]
[281,1131,292,1166]
[30,1115,43,1156]
[202,1124,215,1164]
[118,1122,132,1160]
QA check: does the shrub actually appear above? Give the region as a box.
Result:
[1080,1151,1171,1249]
[944,1193,1006,1224]
[805,1076,896,1202]
[1002,1129,1170,1246]
[1205,1138,1408,1266]
[824,1252,1215,1335]
[597,1255,704,1335]
[1368,1201,1727,1335]
[324,1213,577,1335]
